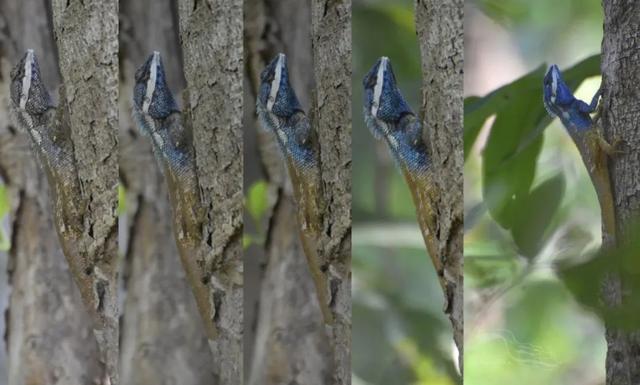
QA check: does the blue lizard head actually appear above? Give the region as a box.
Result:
[257,53,303,118]
[543,64,577,117]
[543,64,598,132]
[10,50,53,115]
[362,57,428,174]
[363,57,414,130]
[256,54,316,171]
[134,51,179,120]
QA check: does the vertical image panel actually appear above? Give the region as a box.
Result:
[118,0,216,384]
[464,1,640,384]
[352,0,463,383]
[0,0,120,383]
[243,0,351,384]
[0,3,103,383]
[122,0,244,383]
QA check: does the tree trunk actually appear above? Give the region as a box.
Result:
[415,0,464,373]
[0,1,102,384]
[118,0,215,384]
[244,0,335,384]
[601,2,640,384]
[310,1,352,383]
[176,1,244,383]
[49,1,120,383]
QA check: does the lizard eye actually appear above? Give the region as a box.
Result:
[366,74,376,89]
[134,67,149,83]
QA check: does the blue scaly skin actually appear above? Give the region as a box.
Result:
[256,54,319,182]
[256,53,332,324]
[133,52,216,339]
[363,57,429,176]
[133,52,196,191]
[363,57,444,284]
[363,57,430,176]
[543,64,617,246]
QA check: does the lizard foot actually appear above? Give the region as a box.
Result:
[587,129,624,157]
[598,135,625,156]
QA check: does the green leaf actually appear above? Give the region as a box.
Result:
[558,221,640,329]
[511,173,565,258]
[246,180,269,226]
[464,241,521,288]
[0,185,9,251]
[481,66,546,229]
[118,184,126,215]
[464,96,491,160]
[0,185,9,218]
[242,234,252,249]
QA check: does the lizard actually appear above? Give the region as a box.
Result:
[132,51,217,339]
[362,57,447,293]
[543,64,617,247]
[10,49,118,385]
[256,53,333,324]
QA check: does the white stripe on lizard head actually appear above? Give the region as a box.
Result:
[143,51,160,114]
[19,49,34,110]
[267,53,285,112]
[550,66,558,104]
[372,57,388,118]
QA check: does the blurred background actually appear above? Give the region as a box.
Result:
[352,0,459,383]
[464,1,606,384]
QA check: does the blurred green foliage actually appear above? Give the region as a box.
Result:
[118,184,126,215]
[246,180,268,229]
[353,244,458,384]
[0,185,9,251]
[471,0,602,65]
[465,55,600,258]
[465,1,610,384]
[353,0,459,384]
[558,224,640,330]
[244,180,268,249]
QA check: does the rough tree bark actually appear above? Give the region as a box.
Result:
[0,1,103,384]
[244,0,334,384]
[310,1,352,383]
[49,1,119,383]
[118,0,215,384]
[176,1,244,383]
[416,0,464,373]
[601,2,640,384]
